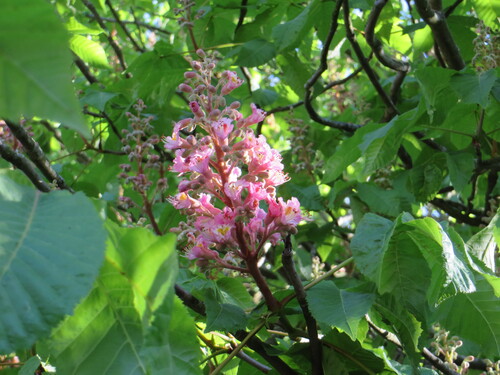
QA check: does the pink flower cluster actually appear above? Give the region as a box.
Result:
[165,51,305,269]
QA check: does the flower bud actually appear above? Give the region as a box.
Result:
[178,83,193,93]
[196,49,206,58]
[230,101,241,109]
[184,71,197,79]
[191,61,202,70]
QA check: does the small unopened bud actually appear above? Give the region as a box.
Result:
[178,83,193,93]
[184,71,197,79]
[191,61,201,70]
[186,135,197,145]
[207,85,217,93]
[230,101,241,109]
[207,63,215,70]
[194,84,206,93]
[289,227,298,235]
[196,49,206,58]
[221,145,230,152]
[209,109,221,119]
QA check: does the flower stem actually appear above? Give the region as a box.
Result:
[245,255,280,313]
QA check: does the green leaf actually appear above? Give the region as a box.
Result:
[372,296,423,366]
[470,0,500,29]
[450,70,497,108]
[272,0,321,51]
[216,277,254,310]
[0,0,89,136]
[415,67,455,120]
[19,356,42,375]
[69,34,110,68]
[356,183,412,217]
[322,124,385,183]
[403,219,476,304]
[205,290,248,332]
[286,183,324,211]
[445,151,475,196]
[234,39,276,67]
[80,89,119,112]
[323,330,386,373]
[351,213,396,282]
[307,281,375,340]
[466,211,499,273]
[142,296,202,375]
[66,16,103,35]
[42,225,178,374]
[0,176,106,352]
[105,223,179,323]
[436,274,500,356]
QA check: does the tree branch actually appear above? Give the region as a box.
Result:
[174,284,298,375]
[4,120,73,192]
[73,54,100,85]
[0,140,51,192]
[365,0,411,72]
[414,0,465,70]
[282,235,323,375]
[304,0,361,133]
[235,0,248,32]
[343,0,400,117]
[430,197,484,226]
[85,13,171,35]
[82,0,129,72]
[105,0,145,52]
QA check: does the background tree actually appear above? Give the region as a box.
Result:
[0,0,498,374]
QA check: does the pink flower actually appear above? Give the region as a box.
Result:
[241,104,266,127]
[212,118,234,141]
[221,71,243,95]
[280,197,304,226]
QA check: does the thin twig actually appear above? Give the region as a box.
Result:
[85,13,171,35]
[365,0,410,72]
[73,54,100,85]
[0,140,51,192]
[4,120,73,192]
[304,0,361,133]
[211,320,267,375]
[282,236,323,375]
[105,0,145,52]
[343,0,400,117]
[82,0,129,71]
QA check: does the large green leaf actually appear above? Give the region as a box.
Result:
[307,281,375,340]
[402,218,476,304]
[371,296,423,366]
[450,70,497,108]
[470,0,500,29]
[234,39,276,67]
[466,212,499,273]
[69,34,109,68]
[0,0,88,136]
[356,183,412,217]
[0,176,106,352]
[436,275,500,356]
[142,296,202,375]
[42,225,178,374]
[204,289,248,332]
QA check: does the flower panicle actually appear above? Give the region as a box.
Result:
[165,50,306,267]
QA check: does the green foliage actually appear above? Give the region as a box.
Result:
[0,0,88,136]
[1,0,499,373]
[0,176,106,352]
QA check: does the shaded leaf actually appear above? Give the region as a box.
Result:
[307,281,375,340]
[0,0,88,136]
[466,211,499,273]
[436,274,500,357]
[450,70,497,108]
[205,291,248,332]
[234,39,276,67]
[0,176,106,352]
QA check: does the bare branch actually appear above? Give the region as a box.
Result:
[282,236,323,375]
[235,0,248,32]
[73,54,100,85]
[82,0,129,72]
[4,120,73,192]
[343,0,400,117]
[105,0,145,53]
[414,0,465,70]
[365,0,411,72]
[304,0,361,132]
[0,140,51,192]
[85,13,171,35]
